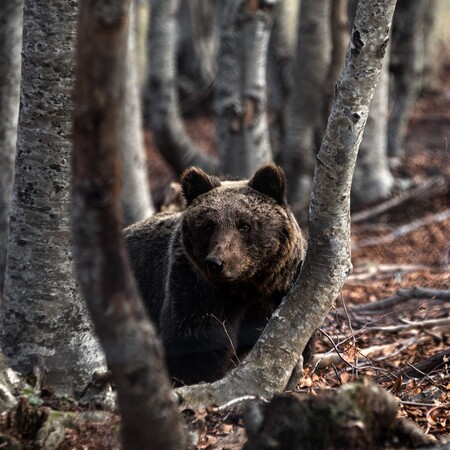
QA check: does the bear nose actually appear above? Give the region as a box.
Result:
[204,255,224,272]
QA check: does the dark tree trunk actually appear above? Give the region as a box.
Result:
[175,0,398,410]
[72,1,186,448]
[0,0,23,295]
[1,0,105,395]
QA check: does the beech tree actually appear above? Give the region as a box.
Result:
[72,1,186,448]
[0,1,23,295]
[282,0,332,207]
[215,0,276,177]
[1,0,105,395]
[121,1,155,226]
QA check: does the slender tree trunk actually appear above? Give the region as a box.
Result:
[388,0,427,157]
[1,0,105,395]
[73,1,186,448]
[175,0,397,410]
[0,1,23,296]
[421,0,440,94]
[282,0,332,207]
[121,1,155,226]
[267,0,300,158]
[177,0,217,111]
[352,48,394,207]
[146,0,217,176]
[215,0,276,178]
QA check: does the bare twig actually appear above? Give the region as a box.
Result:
[352,176,449,224]
[346,264,448,282]
[353,209,450,250]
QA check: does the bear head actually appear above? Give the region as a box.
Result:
[180,164,304,295]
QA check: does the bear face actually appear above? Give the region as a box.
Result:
[180,165,305,295]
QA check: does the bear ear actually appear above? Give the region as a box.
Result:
[248,164,287,205]
[181,167,221,205]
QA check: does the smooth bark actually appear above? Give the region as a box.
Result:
[72,1,186,448]
[388,0,427,157]
[146,0,217,176]
[267,0,300,157]
[175,0,397,410]
[352,48,394,207]
[215,0,276,178]
[282,0,332,206]
[121,1,155,226]
[0,1,23,295]
[1,0,105,395]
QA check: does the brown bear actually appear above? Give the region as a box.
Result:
[124,164,309,386]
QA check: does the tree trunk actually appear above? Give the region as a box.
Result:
[121,1,155,227]
[352,47,394,207]
[72,1,186,449]
[282,0,332,207]
[388,0,427,157]
[0,1,23,295]
[1,0,105,395]
[215,0,276,178]
[176,0,218,112]
[175,0,397,410]
[146,0,217,176]
[267,0,300,158]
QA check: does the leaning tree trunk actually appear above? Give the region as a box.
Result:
[0,1,23,296]
[282,0,332,208]
[1,0,105,395]
[388,0,427,157]
[175,0,397,410]
[121,1,155,226]
[72,1,186,449]
[146,0,217,176]
[215,0,276,178]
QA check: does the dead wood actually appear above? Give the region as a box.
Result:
[352,175,449,224]
[244,379,433,450]
[353,209,450,250]
[377,347,450,382]
[338,287,450,315]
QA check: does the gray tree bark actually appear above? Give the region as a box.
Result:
[121,1,155,227]
[175,0,397,410]
[0,1,23,296]
[177,0,218,111]
[282,0,332,207]
[146,0,217,176]
[388,0,427,157]
[267,0,300,158]
[215,0,276,178]
[73,1,186,448]
[352,48,394,207]
[1,0,105,395]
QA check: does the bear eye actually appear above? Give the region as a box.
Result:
[238,222,250,233]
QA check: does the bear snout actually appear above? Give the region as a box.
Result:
[204,255,224,273]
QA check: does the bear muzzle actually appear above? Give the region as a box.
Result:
[204,255,224,273]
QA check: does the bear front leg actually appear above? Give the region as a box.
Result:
[161,314,240,386]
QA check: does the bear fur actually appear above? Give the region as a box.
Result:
[124,164,308,386]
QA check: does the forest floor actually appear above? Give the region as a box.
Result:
[3,64,450,450]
